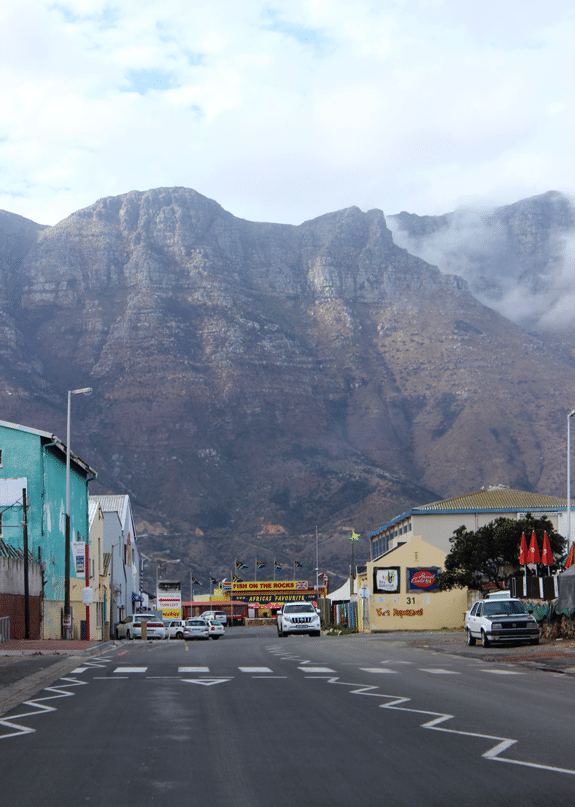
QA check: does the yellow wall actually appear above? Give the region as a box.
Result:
[359,535,467,631]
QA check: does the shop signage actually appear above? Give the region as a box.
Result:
[234,592,317,604]
[157,580,181,610]
[232,581,307,592]
[161,608,182,619]
[373,567,400,593]
[407,568,439,591]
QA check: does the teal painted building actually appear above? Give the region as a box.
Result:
[0,420,97,638]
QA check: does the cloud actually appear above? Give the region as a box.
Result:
[0,0,574,226]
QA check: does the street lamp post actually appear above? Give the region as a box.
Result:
[567,410,575,559]
[64,387,92,639]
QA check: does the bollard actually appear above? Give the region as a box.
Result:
[141,620,147,640]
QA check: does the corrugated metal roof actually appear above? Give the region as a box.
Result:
[88,499,100,528]
[90,494,129,519]
[418,486,566,512]
[0,419,97,477]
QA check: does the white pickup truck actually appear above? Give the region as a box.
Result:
[277,602,321,637]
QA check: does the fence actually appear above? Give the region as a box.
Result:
[0,615,9,643]
[509,574,559,600]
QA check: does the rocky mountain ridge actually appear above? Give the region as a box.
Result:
[0,187,574,588]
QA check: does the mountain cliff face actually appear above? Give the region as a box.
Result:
[1,187,574,587]
[388,191,575,344]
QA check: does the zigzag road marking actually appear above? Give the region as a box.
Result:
[325,677,575,778]
[0,677,88,740]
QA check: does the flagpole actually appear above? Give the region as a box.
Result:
[189,570,193,619]
[273,559,276,583]
[254,558,257,582]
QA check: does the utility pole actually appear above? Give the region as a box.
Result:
[22,488,30,640]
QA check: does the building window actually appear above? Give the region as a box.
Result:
[0,449,3,466]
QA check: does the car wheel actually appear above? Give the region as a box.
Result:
[466,629,476,646]
[176,632,183,639]
[309,631,321,637]
[211,636,220,640]
[481,630,489,648]
[277,626,282,637]
[126,630,132,640]
[530,637,540,645]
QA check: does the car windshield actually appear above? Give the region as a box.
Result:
[187,620,205,626]
[284,604,315,614]
[483,601,527,616]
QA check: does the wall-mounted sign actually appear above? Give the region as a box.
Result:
[72,541,86,577]
[157,580,181,610]
[373,567,401,593]
[407,568,439,592]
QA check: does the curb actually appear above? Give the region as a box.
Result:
[0,641,117,718]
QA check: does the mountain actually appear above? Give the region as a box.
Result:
[388,191,575,348]
[1,187,574,590]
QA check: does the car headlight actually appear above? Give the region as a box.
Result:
[491,623,502,630]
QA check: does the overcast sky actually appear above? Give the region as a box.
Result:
[1,0,574,227]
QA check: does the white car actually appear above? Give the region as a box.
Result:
[206,619,225,639]
[277,602,321,637]
[116,613,166,640]
[184,618,209,640]
[165,618,187,639]
[465,598,539,647]
[201,610,228,626]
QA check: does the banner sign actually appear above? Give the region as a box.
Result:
[232,581,308,592]
[407,568,439,592]
[373,567,401,593]
[72,541,86,577]
[157,580,181,610]
[234,592,318,604]
[161,608,182,619]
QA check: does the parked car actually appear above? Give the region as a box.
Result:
[116,613,166,640]
[165,618,187,639]
[277,602,321,637]
[206,619,225,639]
[201,610,228,626]
[465,598,539,647]
[184,618,210,640]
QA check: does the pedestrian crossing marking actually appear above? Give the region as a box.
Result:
[179,666,210,673]
[419,669,461,675]
[298,666,335,673]
[239,667,274,673]
[360,668,398,674]
[113,667,147,673]
[182,678,233,686]
[479,669,525,675]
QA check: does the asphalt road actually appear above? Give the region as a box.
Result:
[1,628,574,806]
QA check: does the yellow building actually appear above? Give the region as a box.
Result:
[357,535,467,631]
[69,500,107,640]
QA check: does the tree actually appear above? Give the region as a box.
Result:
[436,513,565,594]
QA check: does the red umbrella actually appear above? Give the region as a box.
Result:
[519,532,528,565]
[527,531,541,564]
[565,544,575,569]
[541,532,553,566]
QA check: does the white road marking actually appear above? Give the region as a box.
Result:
[239,667,273,673]
[479,669,525,675]
[113,667,147,674]
[298,666,335,673]
[182,678,233,686]
[360,668,399,674]
[419,669,461,675]
[70,668,88,674]
[179,666,210,673]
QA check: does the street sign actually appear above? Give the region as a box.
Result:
[82,587,94,605]
[358,585,370,598]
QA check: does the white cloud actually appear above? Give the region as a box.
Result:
[0,0,573,226]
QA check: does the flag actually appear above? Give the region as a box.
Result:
[232,574,243,583]
[350,530,361,542]
[191,576,202,585]
[294,559,303,568]
[541,532,553,566]
[527,531,541,565]
[256,559,267,569]
[274,560,282,571]
[519,532,527,565]
[210,576,218,585]
[565,544,575,569]
[236,560,248,570]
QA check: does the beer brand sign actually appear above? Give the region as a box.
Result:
[407,568,439,592]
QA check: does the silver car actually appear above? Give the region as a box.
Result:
[184,618,209,640]
[116,613,166,640]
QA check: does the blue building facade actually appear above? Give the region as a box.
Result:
[0,420,97,638]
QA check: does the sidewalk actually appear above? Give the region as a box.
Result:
[407,632,575,674]
[0,639,117,718]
